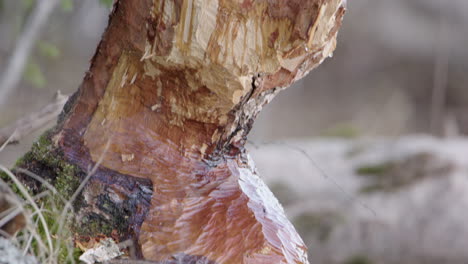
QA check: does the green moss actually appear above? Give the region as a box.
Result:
[321,124,360,139]
[356,162,393,193]
[57,246,83,264]
[54,163,80,200]
[356,163,391,176]
[0,170,7,180]
[73,193,130,238]
[0,170,21,195]
[359,184,385,194]
[13,131,127,259]
[17,191,81,263]
[15,131,81,201]
[9,130,84,263]
[76,213,114,237]
[356,153,453,194]
[343,255,373,264]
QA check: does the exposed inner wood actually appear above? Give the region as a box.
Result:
[51,0,346,263]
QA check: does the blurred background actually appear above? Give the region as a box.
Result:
[1,0,468,263]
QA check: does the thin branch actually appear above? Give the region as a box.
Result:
[0,91,68,147]
[0,0,60,106]
[430,15,450,136]
[248,140,377,217]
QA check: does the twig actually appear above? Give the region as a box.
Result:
[248,140,377,217]
[430,15,450,136]
[0,91,68,147]
[0,0,60,106]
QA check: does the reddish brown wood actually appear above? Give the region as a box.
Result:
[20,0,346,263]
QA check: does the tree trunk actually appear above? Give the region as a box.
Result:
[14,0,345,263]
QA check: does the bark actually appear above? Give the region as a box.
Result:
[14,0,345,263]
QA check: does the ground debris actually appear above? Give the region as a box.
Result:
[0,237,38,264]
[79,238,123,264]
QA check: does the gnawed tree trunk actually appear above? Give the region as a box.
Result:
[14,0,345,263]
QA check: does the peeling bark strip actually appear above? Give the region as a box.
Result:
[21,0,345,263]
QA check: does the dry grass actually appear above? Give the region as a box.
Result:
[0,136,112,263]
[0,166,79,263]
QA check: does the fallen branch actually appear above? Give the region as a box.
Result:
[0,91,68,147]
